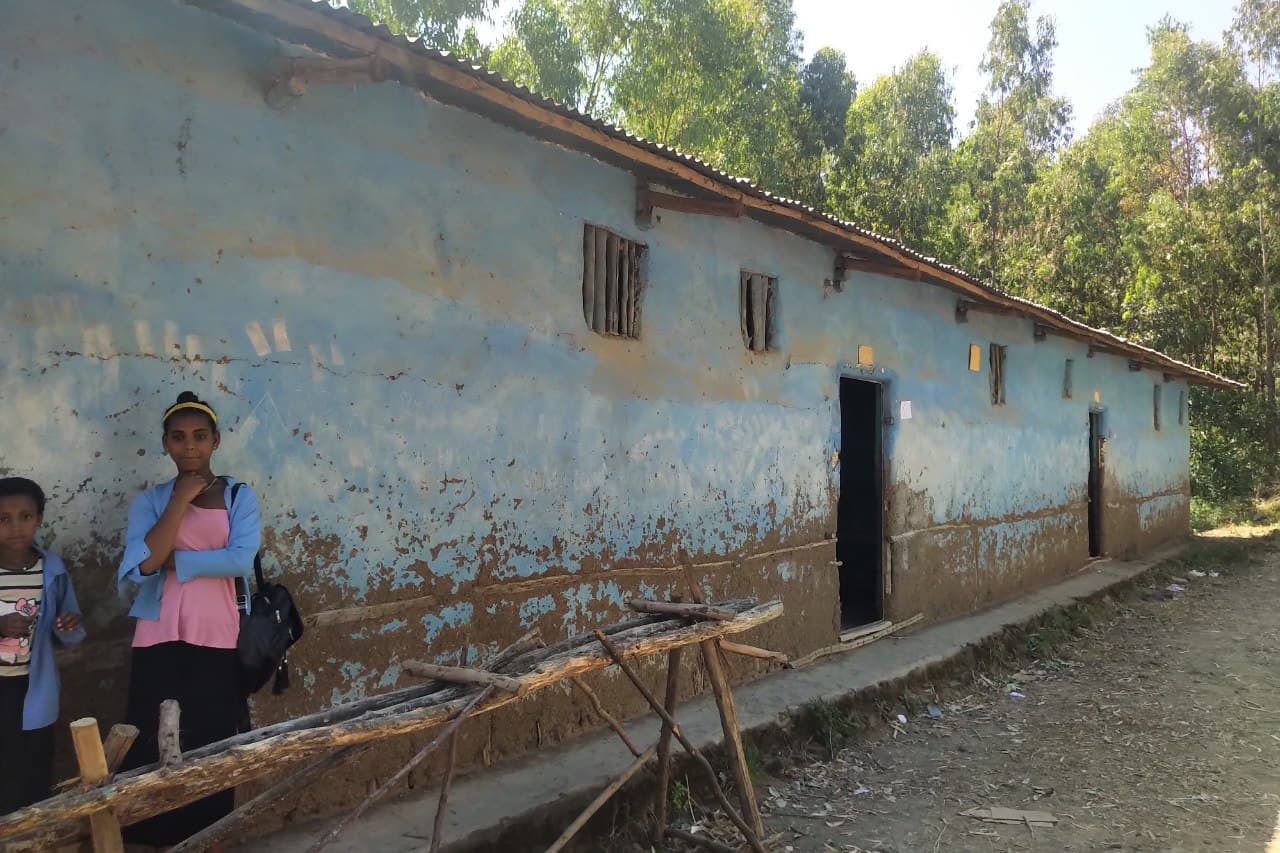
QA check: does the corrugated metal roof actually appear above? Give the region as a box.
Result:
[195,0,1241,388]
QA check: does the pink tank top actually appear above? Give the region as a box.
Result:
[133,505,239,650]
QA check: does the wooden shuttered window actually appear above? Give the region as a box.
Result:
[989,343,1007,405]
[582,224,645,338]
[739,271,777,352]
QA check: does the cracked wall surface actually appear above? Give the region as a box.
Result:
[1,0,1191,824]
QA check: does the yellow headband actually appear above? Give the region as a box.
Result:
[163,401,218,425]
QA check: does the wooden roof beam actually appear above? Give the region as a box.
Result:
[636,185,743,229]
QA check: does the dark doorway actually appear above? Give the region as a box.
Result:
[1088,411,1103,557]
[836,378,884,629]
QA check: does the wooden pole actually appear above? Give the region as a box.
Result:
[700,640,764,838]
[101,724,140,775]
[627,600,738,622]
[426,645,470,853]
[169,746,363,853]
[543,745,657,853]
[158,700,182,767]
[68,719,124,853]
[593,632,766,853]
[400,662,521,693]
[307,685,496,853]
[570,677,642,758]
[718,640,790,667]
[651,647,682,842]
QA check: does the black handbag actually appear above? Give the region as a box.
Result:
[230,483,304,695]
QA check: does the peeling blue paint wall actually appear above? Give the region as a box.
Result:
[1,0,1189,763]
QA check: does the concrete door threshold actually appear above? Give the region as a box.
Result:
[241,545,1182,853]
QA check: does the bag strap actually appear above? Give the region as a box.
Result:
[227,481,265,600]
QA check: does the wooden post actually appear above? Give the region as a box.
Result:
[594,632,766,853]
[700,639,764,838]
[570,677,642,758]
[427,646,469,853]
[169,746,363,853]
[158,700,182,766]
[651,647,682,842]
[68,719,124,853]
[544,745,657,853]
[101,724,140,775]
[306,685,497,853]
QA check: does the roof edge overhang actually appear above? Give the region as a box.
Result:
[186,0,1242,391]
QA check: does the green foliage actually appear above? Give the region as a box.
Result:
[344,0,495,51]
[808,698,859,758]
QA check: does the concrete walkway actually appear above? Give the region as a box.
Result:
[244,547,1179,853]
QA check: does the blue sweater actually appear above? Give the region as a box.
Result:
[117,477,261,621]
[16,549,86,730]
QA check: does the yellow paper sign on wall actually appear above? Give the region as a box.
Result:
[858,345,873,365]
[968,344,982,372]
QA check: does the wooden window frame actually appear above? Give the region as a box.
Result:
[740,270,778,353]
[582,224,645,339]
[989,343,1007,406]
[1063,358,1074,399]
[1153,383,1162,431]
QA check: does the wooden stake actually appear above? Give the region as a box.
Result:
[307,685,496,853]
[627,600,738,621]
[594,632,765,853]
[570,677,642,758]
[101,725,140,776]
[68,719,124,853]
[718,640,790,667]
[700,640,764,838]
[651,647,682,842]
[169,746,363,853]
[544,745,657,853]
[158,700,182,767]
[400,662,522,693]
[427,646,470,853]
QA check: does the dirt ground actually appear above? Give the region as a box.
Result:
[666,532,1280,853]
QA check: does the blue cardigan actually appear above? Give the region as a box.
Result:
[19,549,86,730]
[117,477,261,621]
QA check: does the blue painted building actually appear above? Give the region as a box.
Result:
[0,0,1235,819]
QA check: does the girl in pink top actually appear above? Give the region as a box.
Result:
[117,391,261,849]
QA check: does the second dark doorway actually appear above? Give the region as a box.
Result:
[836,377,884,629]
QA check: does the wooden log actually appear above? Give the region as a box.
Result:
[0,603,780,845]
[306,685,497,852]
[427,646,470,853]
[158,700,182,767]
[700,640,764,838]
[651,647,682,842]
[101,725,140,776]
[400,662,522,693]
[594,632,766,853]
[718,640,790,667]
[627,600,738,622]
[543,744,657,853]
[169,746,363,853]
[68,719,124,853]
[570,677,642,758]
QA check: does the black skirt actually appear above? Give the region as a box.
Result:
[121,642,248,845]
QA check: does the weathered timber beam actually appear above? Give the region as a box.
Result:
[627,599,738,621]
[0,602,782,845]
[265,55,395,108]
[636,187,743,227]
[718,640,790,667]
[838,257,923,282]
[400,662,522,693]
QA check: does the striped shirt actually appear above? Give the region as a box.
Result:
[0,559,43,677]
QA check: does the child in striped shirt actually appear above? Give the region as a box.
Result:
[0,477,84,814]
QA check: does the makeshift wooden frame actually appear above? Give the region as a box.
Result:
[0,598,783,852]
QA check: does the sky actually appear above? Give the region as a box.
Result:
[791,0,1238,136]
